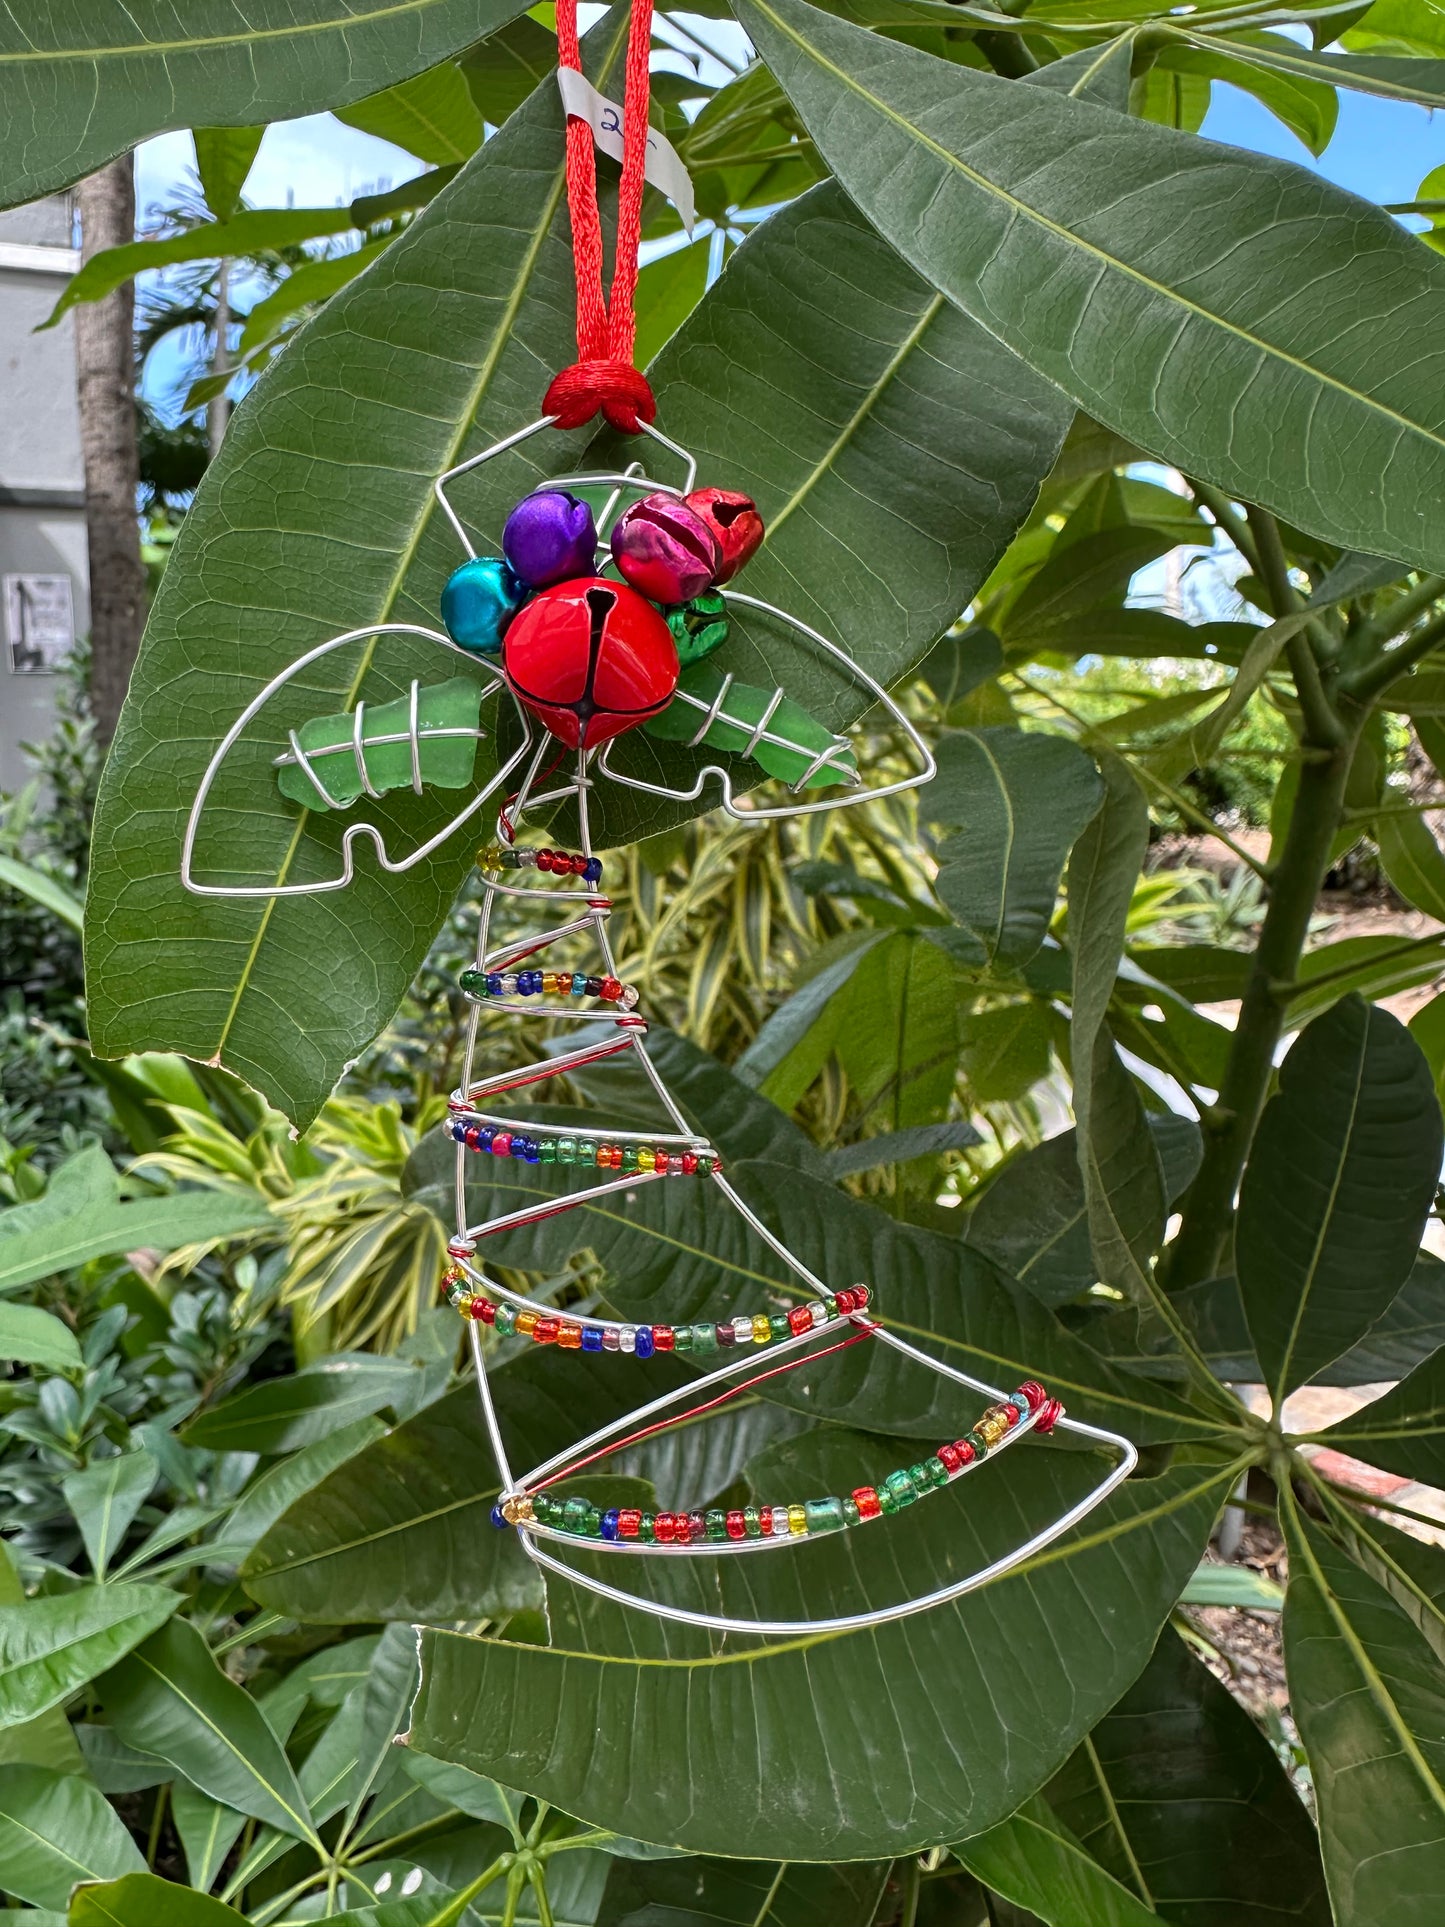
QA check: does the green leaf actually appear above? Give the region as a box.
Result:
[0,1304,81,1376]
[833,932,959,1127]
[100,1618,316,1844]
[61,1453,158,1581]
[224,1414,387,1556]
[1185,29,1445,110]
[1180,1560,1285,1608]
[182,1356,425,1453]
[1377,810,1445,920]
[632,239,712,369]
[239,240,392,354]
[399,1750,518,1830]
[461,16,558,126]
[1236,997,1443,1403]
[0,856,84,933]
[735,0,1445,573]
[171,1778,247,1895]
[0,1585,179,1730]
[88,110,1066,1128]
[954,1795,1163,1926]
[1153,37,1338,156]
[0,0,529,212]
[596,1857,892,1927]
[0,1145,273,1295]
[0,1766,142,1910]
[960,1001,1052,1103]
[1045,1626,1330,1923]
[1028,36,1135,109]
[929,728,1104,972]
[737,932,889,1104]
[1284,1507,1445,1926]
[1313,1344,1445,1484]
[70,1872,247,1926]
[825,1120,982,1177]
[336,60,483,164]
[192,127,264,222]
[408,1455,1231,1857]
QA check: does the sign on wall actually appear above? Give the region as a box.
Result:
[4,573,74,674]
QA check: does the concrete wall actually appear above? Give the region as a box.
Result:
[0,194,89,794]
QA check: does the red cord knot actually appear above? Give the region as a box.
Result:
[1035,1397,1064,1435]
[543,360,657,435]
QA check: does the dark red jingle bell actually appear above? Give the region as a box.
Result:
[502,577,679,749]
[683,487,764,584]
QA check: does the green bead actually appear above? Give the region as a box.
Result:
[697,1154,716,1175]
[884,1469,919,1508]
[968,1430,990,1461]
[842,1497,861,1528]
[459,968,486,996]
[879,1485,899,1515]
[691,1321,719,1355]
[539,1140,556,1164]
[639,1516,656,1543]
[925,1456,948,1488]
[823,1295,838,1319]
[577,1142,597,1166]
[704,1508,728,1541]
[804,1497,846,1534]
[743,1505,763,1538]
[494,1304,516,1336]
[585,1505,604,1538]
[673,1325,692,1352]
[769,1313,791,1341]
[622,1144,640,1172]
[667,591,729,666]
[562,1496,591,1534]
[557,1138,576,1164]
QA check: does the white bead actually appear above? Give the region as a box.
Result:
[500,974,518,993]
[769,1506,791,1535]
[620,1326,637,1354]
[620,985,640,1011]
[809,1301,827,1327]
[732,1315,753,1344]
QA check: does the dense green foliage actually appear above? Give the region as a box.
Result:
[5,0,1445,1921]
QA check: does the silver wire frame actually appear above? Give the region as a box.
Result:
[180,412,1136,1635]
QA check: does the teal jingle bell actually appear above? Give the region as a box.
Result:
[666,591,729,666]
[441,557,526,654]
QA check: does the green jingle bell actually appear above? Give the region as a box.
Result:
[667,590,729,666]
[441,556,526,654]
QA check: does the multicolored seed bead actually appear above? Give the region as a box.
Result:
[459,966,639,1010]
[477,841,604,885]
[449,1116,715,1173]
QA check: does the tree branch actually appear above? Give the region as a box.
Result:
[1342,607,1445,706]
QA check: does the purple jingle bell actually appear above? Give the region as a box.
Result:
[610,493,721,606]
[503,489,598,590]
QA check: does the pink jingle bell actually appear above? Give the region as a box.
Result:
[610,493,720,605]
[502,577,679,750]
[683,487,764,584]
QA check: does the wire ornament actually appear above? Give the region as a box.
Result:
[181,413,1137,1636]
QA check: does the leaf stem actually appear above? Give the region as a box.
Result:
[1246,507,1344,741]
[1343,607,1445,705]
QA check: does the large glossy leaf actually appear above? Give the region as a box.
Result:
[928,728,1103,973]
[336,60,484,163]
[69,1872,247,1926]
[954,1796,1162,1926]
[182,1356,425,1453]
[1044,1627,1331,1925]
[223,1413,388,1556]
[735,0,1445,572]
[1313,1345,1445,1485]
[1236,996,1443,1404]
[0,1547,83,1777]
[0,1146,273,1294]
[407,1448,1232,1857]
[0,1,527,211]
[1283,1508,1445,1927]
[0,1585,178,1731]
[88,137,1068,1128]
[597,1856,892,1926]
[0,1765,142,1910]
[100,1618,316,1843]
[240,1350,686,1623]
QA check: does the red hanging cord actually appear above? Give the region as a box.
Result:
[542,0,659,435]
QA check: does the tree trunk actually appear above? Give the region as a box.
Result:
[75,155,146,744]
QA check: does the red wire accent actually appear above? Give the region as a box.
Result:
[535,1320,881,1490]
[545,0,658,433]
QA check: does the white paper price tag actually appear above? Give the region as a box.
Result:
[557,67,695,238]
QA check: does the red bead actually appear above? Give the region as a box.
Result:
[1036,1398,1064,1434]
[611,492,720,603]
[726,1510,747,1540]
[571,853,588,874]
[492,1132,512,1156]
[655,1513,677,1542]
[854,1283,871,1308]
[1018,1381,1047,1411]
[938,1442,963,1473]
[759,1508,773,1535]
[836,1288,855,1314]
[655,1152,671,1174]
[618,1509,642,1539]
[852,1486,882,1520]
[681,1152,697,1174]
[787,1305,813,1336]
[653,1326,675,1351]
[476,1298,498,1324]
[1002,1402,1020,1427]
[536,848,553,871]
[685,1512,706,1544]
[953,1440,977,1465]
[502,577,679,749]
[683,487,764,584]
[600,978,622,1001]
[533,1318,559,1344]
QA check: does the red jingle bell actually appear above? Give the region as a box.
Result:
[684,487,764,583]
[502,577,679,749]
[610,493,720,605]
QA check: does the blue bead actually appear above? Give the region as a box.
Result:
[584,858,602,884]
[525,1145,540,1163]
[600,1508,620,1540]
[451,1120,465,1141]
[571,974,587,996]
[479,1128,494,1150]
[634,1327,655,1359]
[510,1137,528,1158]
[581,1326,603,1352]
[441,556,525,653]
[486,974,502,995]
[490,1505,507,1529]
